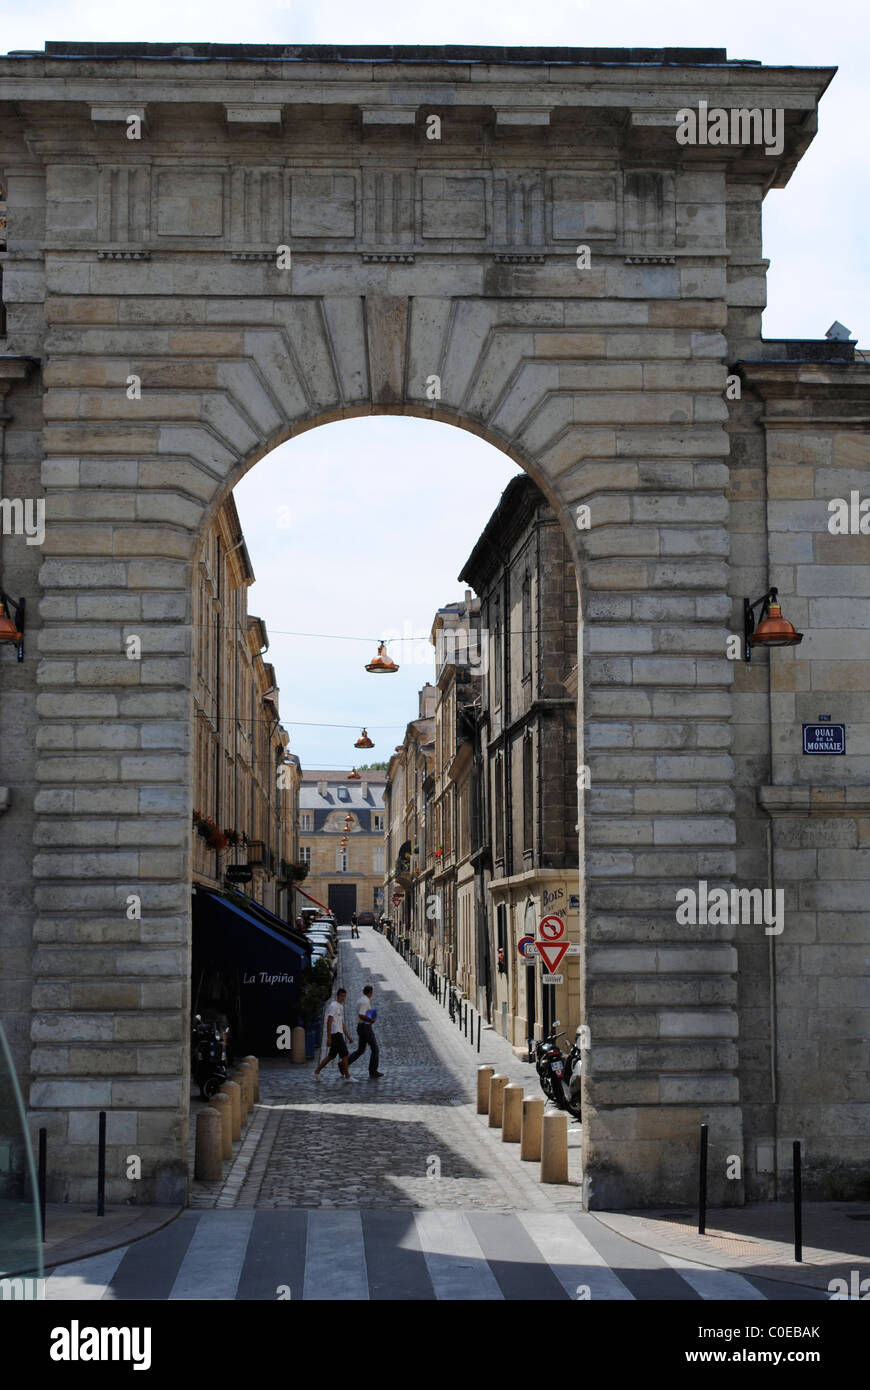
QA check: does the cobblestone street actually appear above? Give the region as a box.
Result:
[190,926,582,1211]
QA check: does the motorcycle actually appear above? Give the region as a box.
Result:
[191,1014,229,1099]
[529,1020,582,1120]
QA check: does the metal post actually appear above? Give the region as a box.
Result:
[477,1015,481,1053]
[464,1005,468,1038]
[97,1110,106,1216]
[38,1127,47,1242]
[793,1140,802,1262]
[698,1123,708,1235]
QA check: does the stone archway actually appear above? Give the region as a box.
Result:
[0,44,847,1208]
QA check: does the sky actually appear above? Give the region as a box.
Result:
[233,420,520,770]
[5,0,868,768]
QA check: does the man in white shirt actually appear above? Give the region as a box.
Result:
[347,984,383,1079]
[313,988,356,1081]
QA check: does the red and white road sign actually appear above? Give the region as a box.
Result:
[517,935,537,959]
[536,941,570,972]
[536,915,568,972]
[391,893,403,906]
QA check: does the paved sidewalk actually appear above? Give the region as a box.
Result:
[594,1203,870,1294]
[38,1205,181,1274]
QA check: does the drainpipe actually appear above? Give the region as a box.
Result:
[767,813,779,1197]
[214,533,222,883]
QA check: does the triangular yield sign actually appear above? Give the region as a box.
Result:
[536,940,569,973]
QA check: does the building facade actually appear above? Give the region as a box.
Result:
[298,771,386,922]
[460,477,580,1052]
[191,495,300,919]
[384,686,436,952]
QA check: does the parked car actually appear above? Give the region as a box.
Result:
[357,911,376,927]
[307,924,337,944]
[305,932,337,958]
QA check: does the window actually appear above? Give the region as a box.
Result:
[494,756,504,863]
[337,847,348,872]
[299,845,311,866]
[496,903,508,973]
[299,813,312,831]
[521,573,532,680]
[336,787,351,802]
[522,735,534,852]
[373,846,385,874]
[372,813,384,832]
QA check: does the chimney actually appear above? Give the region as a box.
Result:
[317,779,327,798]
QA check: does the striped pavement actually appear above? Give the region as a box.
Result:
[45,1209,827,1302]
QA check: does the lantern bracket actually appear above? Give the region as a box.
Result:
[743,586,779,665]
[0,591,25,662]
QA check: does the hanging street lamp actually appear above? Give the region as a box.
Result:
[355,728,374,749]
[365,640,399,674]
[347,768,362,780]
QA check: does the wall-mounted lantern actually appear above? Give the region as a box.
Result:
[743,587,803,664]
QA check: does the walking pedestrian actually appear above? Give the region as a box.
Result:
[350,911,359,939]
[313,988,357,1082]
[347,984,384,1079]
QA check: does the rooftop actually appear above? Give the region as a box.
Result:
[30,43,748,66]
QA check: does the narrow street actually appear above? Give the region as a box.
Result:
[44,929,826,1302]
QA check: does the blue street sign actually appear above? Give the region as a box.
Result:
[802,724,845,754]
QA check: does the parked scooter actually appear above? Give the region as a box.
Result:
[191,1014,229,1099]
[529,1020,582,1119]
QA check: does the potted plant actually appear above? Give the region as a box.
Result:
[300,958,334,1059]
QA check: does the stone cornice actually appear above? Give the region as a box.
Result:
[735,357,870,422]
[0,51,834,192]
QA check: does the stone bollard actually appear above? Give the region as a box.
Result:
[502,1084,523,1143]
[540,1110,569,1183]
[242,1055,260,1101]
[488,1074,508,1128]
[220,1079,241,1141]
[477,1065,495,1115]
[521,1096,545,1161]
[209,1091,232,1160]
[235,1065,254,1119]
[291,1027,306,1065]
[230,1071,248,1125]
[194,1107,223,1181]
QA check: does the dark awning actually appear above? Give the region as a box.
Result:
[207,888,312,951]
[192,887,311,1055]
[193,886,310,964]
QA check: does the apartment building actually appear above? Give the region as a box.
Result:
[297,770,387,921]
